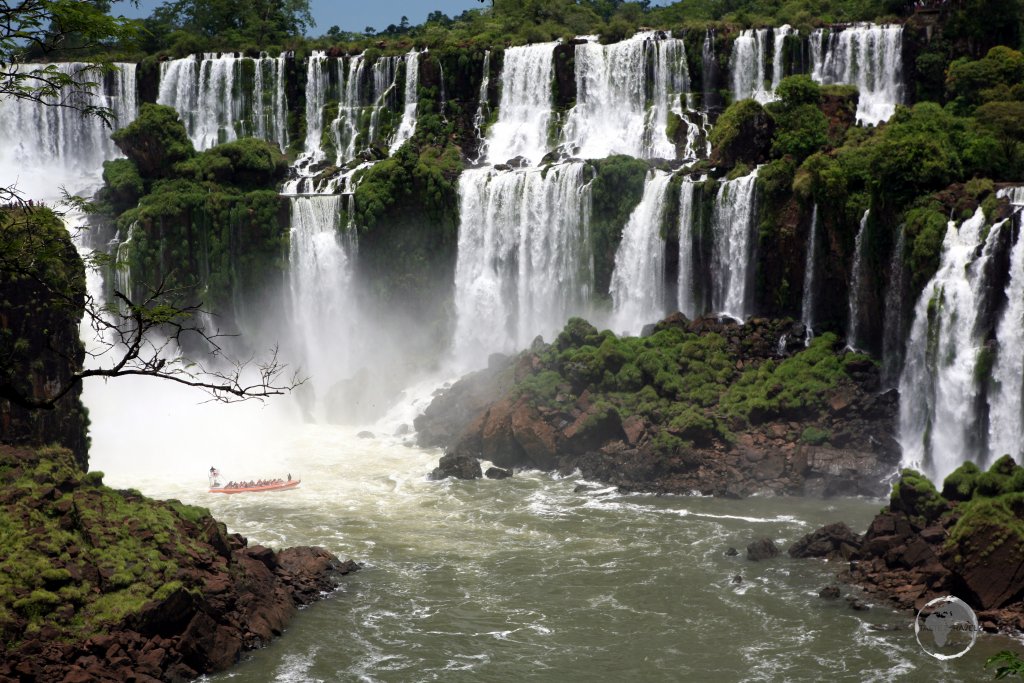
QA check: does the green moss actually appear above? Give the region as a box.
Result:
[890,468,947,522]
[800,426,830,445]
[942,461,981,500]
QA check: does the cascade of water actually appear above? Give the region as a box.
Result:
[484,42,557,165]
[677,177,698,319]
[731,28,771,103]
[881,224,907,386]
[368,55,400,148]
[331,55,367,164]
[846,209,870,350]
[801,204,819,339]
[472,50,492,163]
[293,51,330,173]
[563,32,693,160]
[988,188,1024,462]
[702,29,720,110]
[288,195,356,390]
[452,162,593,368]
[610,171,673,334]
[157,53,288,151]
[771,25,796,91]
[252,52,288,151]
[112,223,135,310]
[899,208,1005,481]
[810,24,904,124]
[710,168,759,320]
[0,62,138,194]
[390,50,420,152]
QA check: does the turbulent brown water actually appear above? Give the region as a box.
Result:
[85,377,1016,682]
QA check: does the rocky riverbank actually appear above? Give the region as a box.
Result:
[791,460,1024,632]
[418,314,901,497]
[0,445,357,682]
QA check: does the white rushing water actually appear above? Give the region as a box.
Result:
[157,52,288,151]
[610,170,672,334]
[472,50,492,162]
[452,162,593,369]
[677,176,699,319]
[730,28,771,103]
[484,42,557,165]
[899,208,1005,481]
[563,32,693,160]
[710,168,759,320]
[288,195,357,397]
[0,62,137,197]
[801,204,819,339]
[846,209,870,350]
[988,188,1024,461]
[810,24,904,125]
[390,49,420,152]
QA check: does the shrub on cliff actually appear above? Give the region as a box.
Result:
[709,99,773,168]
[111,103,195,181]
[588,156,651,296]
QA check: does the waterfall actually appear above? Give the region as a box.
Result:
[288,195,356,390]
[472,50,492,163]
[731,28,771,103]
[563,32,694,160]
[846,209,870,350]
[899,208,1005,481]
[157,53,288,151]
[810,24,904,125]
[296,50,330,170]
[988,188,1024,461]
[390,50,420,152]
[484,42,557,165]
[331,55,367,164]
[452,162,593,368]
[0,62,138,195]
[677,177,698,319]
[610,171,673,334]
[771,25,796,91]
[882,224,907,386]
[710,168,759,320]
[702,29,720,111]
[801,204,819,338]
[368,55,400,148]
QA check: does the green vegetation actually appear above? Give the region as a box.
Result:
[518,319,867,445]
[0,445,215,644]
[588,156,651,296]
[105,104,289,317]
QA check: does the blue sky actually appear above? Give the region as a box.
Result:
[113,1,674,36]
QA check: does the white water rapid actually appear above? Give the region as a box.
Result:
[389,49,420,153]
[677,177,699,319]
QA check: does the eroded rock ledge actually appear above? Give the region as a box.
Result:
[418,314,900,497]
[0,445,357,682]
[792,459,1024,633]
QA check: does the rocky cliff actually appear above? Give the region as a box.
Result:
[0,208,90,469]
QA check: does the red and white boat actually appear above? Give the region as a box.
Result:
[207,479,299,493]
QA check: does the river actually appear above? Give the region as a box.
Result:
[83,376,1014,682]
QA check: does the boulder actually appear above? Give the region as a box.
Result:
[819,585,841,599]
[788,522,862,560]
[485,467,512,480]
[746,537,780,561]
[430,453,482,481]
[510,401,558,469]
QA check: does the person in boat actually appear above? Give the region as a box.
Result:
[287,473,292,482]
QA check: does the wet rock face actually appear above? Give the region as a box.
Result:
[788,522,862,560]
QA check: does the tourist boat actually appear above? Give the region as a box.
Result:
[208,479,301,494]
